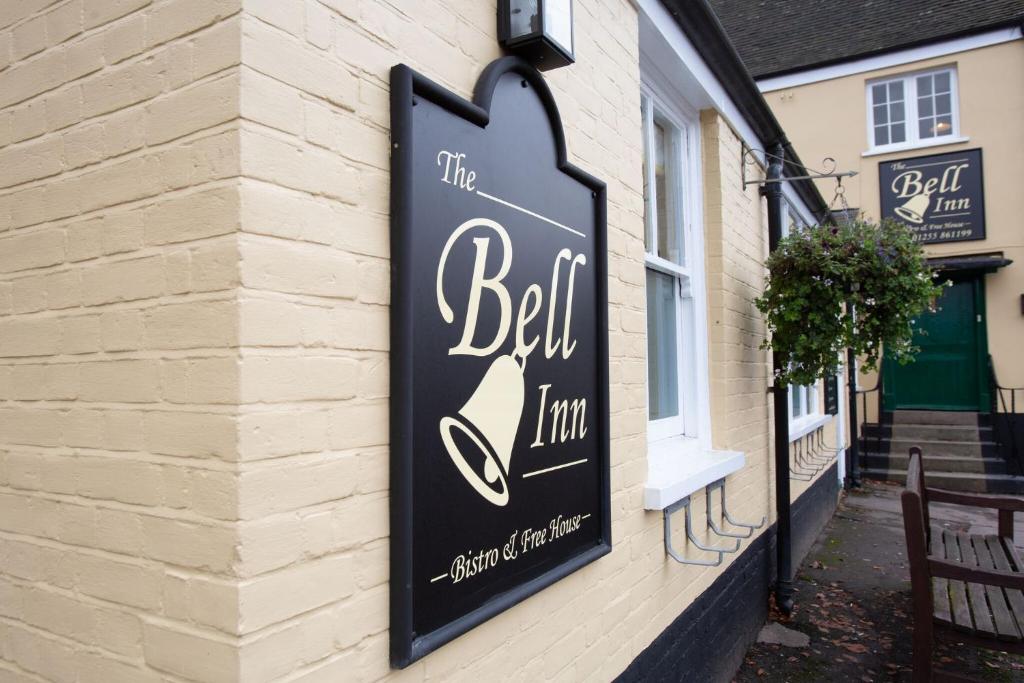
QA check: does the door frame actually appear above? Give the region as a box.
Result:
[882,272,990,412]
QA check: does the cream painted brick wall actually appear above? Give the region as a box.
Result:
[229,1,794,682]
[0,1,244,682]
[2,1,833,681]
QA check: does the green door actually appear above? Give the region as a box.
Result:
[883,277,989,412]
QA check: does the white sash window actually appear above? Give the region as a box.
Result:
[641,88,709,455]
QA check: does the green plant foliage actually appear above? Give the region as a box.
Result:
[755,219,943,387]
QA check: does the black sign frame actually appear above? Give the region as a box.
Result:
[389,57,611,668]
[878,148,986,245]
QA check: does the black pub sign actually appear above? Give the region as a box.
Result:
[879,148,985,244]
[389,57,611,667]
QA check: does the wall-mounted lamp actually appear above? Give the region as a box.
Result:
[498,0,574,71]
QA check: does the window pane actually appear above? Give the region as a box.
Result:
[935,115,952,136]
[872,83,887,104]
[890,101,905,123]
[917,75,932,96]
[646,269,679,420]
[654,120,667,250]
[653,119,684,266]
[873,103,888,125]
[874,125,889,146]
[919,117,932,139]
[918,96,933,117]
[791,386,803,418]
[891,122,906,143]
[888,80,903,100]
[935,71,950,92]
[935,93,951,115]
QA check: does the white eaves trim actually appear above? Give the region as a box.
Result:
[636,0,820,225]
[758,26,1024,93]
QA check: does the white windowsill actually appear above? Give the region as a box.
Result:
[788,413,832,443]
[862,136,969,158]
[644,443,745,510]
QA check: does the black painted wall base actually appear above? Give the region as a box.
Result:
[616,464,839,683]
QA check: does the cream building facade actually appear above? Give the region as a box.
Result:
[710,2,1023,427]
[0,1,843,681]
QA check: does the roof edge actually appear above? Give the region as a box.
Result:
[658,0,832,223]
[753,17,1024,81]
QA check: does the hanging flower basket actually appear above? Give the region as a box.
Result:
[755,218,943,387]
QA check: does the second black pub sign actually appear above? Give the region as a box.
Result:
[389,57,611,667]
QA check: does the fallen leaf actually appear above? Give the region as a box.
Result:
[841,643,869,653]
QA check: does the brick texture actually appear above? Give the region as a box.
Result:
[0,1,244,681]
[0,0,840,681]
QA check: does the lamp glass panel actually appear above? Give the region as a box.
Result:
[543,0,573,53]
[509,0,540,39]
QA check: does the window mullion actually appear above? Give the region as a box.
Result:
[907,75,919,144]
[645,254,689,279]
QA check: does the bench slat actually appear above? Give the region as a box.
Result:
[987,536,1024,639]
[1005,541,1024,572]
[930,529,953,623]
[959,531,998,637]
[943,529,974,631]
[973,535,1020,641]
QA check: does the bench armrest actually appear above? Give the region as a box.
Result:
[929,557,1024,590]
[926,487,1024,512]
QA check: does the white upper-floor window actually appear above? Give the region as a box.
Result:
[867,67,959,152]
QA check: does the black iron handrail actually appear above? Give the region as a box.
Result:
[989,355,1023,472]
[855,364,884,460]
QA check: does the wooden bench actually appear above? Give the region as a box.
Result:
[901,446,1024,681]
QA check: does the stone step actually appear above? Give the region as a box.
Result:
[862,423,992,442]
[861,468,1024,494]
[862,452,1010,475]
[890,410,980,426]
[882,437,997,458]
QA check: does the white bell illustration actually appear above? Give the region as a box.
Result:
[894,190,931,224]
[439,354,525,506]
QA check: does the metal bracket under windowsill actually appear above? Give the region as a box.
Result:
[707,478,766,539]
[789,428,842,481]
[663,478,766,566]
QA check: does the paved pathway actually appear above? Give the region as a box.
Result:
[733,481,1024,682]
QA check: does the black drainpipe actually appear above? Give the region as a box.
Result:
[763,141,794,614]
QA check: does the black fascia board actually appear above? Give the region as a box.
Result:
[753,17,1024,81]
[657,0,832,224]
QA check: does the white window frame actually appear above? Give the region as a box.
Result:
[641,79,711,459]
[865,66,962,154]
